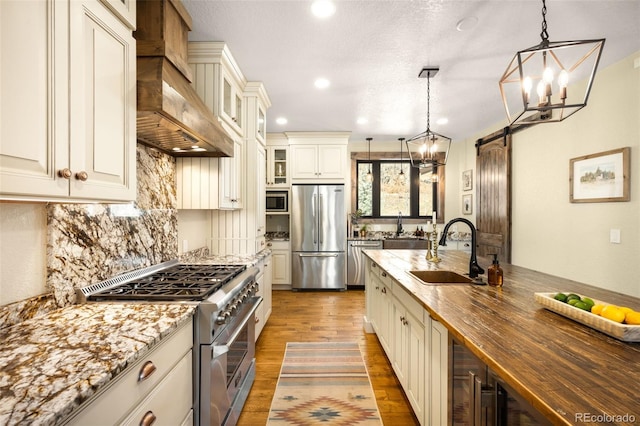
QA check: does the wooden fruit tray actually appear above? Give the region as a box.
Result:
[534,292,640,342]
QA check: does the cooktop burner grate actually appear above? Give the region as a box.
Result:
[85,263,247,301]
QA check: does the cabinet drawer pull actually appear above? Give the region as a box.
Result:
[381,287,387,294]
[58,168,72,179]
[381,272,387,277]
[255,316,260,324]
[139,410,156,426]
[75,171,88,181]
[137,360,157,382]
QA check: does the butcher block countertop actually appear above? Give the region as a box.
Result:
[0,303,195,426]
[363,249,640,426]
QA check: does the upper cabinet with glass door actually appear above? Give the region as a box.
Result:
[188,42,247,137]
[265,133,289,187]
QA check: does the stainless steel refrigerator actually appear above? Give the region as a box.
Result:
[291,184,346,290]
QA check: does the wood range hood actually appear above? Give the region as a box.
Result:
[135,0,233,157]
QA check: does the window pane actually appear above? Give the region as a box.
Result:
[419,171,434,216]
[380,163,410,216]
[357,163,372,215]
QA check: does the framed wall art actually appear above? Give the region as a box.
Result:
[570,147,630,203]
[462,169,473,191]
[462,194,472,214]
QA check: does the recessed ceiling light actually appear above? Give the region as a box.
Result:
[436,118,449,125]
[314,78,330,89]
[356,117,368,125]
[311,0,336,18]
[456,16,478,32]
[276,117,288,125]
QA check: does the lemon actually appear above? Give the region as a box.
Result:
[591,304,604,315]
[601,306,625,323]
[618,307,634,315]
[625,311,640,325]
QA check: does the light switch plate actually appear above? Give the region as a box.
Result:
[610,229,621,244]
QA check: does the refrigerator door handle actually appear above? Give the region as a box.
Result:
[313,193,318,245]
[319,193,323,245]
[298,253,339,258]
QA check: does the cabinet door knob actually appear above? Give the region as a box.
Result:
[137,360,157,382]
[58,168,72,179]
[139,411,156,426]
[75,171,88,181]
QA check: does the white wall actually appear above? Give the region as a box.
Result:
[444,51,640,297]
[0,203,47,304]
[511,52,639,297]
[176,209,211,254]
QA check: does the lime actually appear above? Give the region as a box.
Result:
[581,297,595,306]
[573,301,590,311]
[566,293,581,301]
[568,298,581,306]
[554,293,568,302]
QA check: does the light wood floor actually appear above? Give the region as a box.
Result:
[238,289,419,425]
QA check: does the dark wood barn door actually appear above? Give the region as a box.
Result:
[476,129,512,262]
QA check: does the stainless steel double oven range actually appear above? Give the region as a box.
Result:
[77,260,261,426]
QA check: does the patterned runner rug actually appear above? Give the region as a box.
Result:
[267,342,382,425]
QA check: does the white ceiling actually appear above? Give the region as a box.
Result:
[183,0,640,144]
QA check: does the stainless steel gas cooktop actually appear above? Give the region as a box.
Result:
[77,261,247,302]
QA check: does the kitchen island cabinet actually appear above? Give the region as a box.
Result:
[0,303,195,425]
[364,249,640,425]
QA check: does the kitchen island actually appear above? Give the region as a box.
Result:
[363,249,639,426]
[0,303,195,425]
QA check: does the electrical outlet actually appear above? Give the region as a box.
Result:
[610,229,621,244]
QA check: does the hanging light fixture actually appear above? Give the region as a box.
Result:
[398,137,405,176]
[406,67,451,171]
[365,137,373,183]
[499,0,605,126]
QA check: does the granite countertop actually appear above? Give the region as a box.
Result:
[364,249,640,425]
[0,303,195,425]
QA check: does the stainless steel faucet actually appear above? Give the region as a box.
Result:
[396,211,403,236]
[438,217,485,278]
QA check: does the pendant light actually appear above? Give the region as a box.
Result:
[406,67,451,171]
[499,0,605,126]
[398,137,405,176]
[365,137,373,183]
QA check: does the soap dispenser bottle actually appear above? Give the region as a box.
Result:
[488,254,503,287]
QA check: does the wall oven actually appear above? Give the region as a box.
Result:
[266,190,288,213]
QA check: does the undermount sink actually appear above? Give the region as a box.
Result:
[408,270,473,285]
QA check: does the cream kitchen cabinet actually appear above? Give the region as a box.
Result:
[255,255,273,340]
[218,136,244,210]
[392,285,426,425]
[0,0,136,203]
[64,318,193,426]
[188,42,246,137]
[429,317,448,426]
[290,144,347,182]
[266,146,289,187]
[369,265,394,355]
[267,240,291,285]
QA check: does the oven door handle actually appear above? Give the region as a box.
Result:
[215,297,262,358]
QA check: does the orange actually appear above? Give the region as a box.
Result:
[625,311,640,325]
[601,306,625,323]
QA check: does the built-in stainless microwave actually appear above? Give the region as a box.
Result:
[266,190,288,213]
